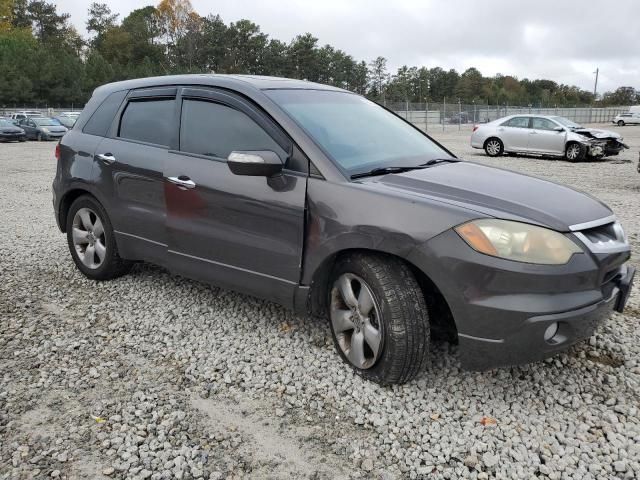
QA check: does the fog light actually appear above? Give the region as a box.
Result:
[544,322,559,342]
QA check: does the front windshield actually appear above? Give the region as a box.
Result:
[34,118,60,126]
[553,116,582,129]
[266,89,453,176]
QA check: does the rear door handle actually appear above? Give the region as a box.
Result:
[167,176,196,189]
[96,153,116,164]
[529,131,538,134]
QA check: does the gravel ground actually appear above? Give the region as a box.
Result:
[1,124,639,480]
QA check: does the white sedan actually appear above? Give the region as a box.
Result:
[471,115,628,161]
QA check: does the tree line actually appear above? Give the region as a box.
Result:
[0,0,637,108]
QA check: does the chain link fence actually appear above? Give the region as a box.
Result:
[0,106,84,118]
[388,101,631,131]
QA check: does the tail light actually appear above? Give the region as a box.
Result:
[472,125,479,132]
[55,143,61,161]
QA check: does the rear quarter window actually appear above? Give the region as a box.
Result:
[83,90,127,137]
[118,99,175,146]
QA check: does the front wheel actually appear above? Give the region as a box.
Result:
[328,253,430,385]
[565,142,586,162]
[484,138,504,157]
[66,195,132,280]
[617,120,625,127]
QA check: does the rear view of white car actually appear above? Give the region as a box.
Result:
[471,115,628,161]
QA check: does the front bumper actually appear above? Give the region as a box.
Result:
[459,265,634,370]
[0,133,24,141]
[410,229,633,371]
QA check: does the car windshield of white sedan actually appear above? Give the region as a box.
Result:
[34,118,60,126]
[553,117,582,129]
[266,89,452,175]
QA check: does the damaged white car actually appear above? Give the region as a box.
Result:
[471,114,629,161]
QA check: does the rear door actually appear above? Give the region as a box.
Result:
[93,87,177,264]
[164,87,307,307]
[498,116,531,151]
[529,117,565,154]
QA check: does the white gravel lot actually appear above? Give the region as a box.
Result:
[1,124,639,480]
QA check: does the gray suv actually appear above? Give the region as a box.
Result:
[52,75,634,384]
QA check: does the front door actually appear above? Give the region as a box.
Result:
[164,88,307,307]
[529,117,566,154]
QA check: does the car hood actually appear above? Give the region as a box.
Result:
[364,162,612,232]
[0,127,23,133]
[573,127,621,140]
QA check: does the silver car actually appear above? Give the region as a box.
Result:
[471,115,628,161]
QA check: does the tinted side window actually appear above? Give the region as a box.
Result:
[531,118,557,131]
[179,99,286,160]
[119,99,174,146]
[502,117,529,128]
[83,90,127,137]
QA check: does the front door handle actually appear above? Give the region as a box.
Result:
[96,153,116,164]
[167,176,196,189]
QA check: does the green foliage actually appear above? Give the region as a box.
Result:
[0,0,634,108]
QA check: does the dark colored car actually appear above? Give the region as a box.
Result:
[20,117,68,141]
[52,75,634,384]
[0,118,26,142]
[54,115,77,129]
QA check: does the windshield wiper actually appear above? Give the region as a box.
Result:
[350,158,460,179]
[420,158,460,166]
[351,166,426,179]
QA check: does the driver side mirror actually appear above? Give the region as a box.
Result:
[553,126,565,132]
[227,150,284,177]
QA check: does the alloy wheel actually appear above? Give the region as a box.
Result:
[486,140,501,156]
[330,273,384,369]
[566,144,581,160]
[71,207,106,269]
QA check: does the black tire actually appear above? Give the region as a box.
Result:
[66,195,132,281]
[18,137,26,142]
[617,120,625,127]
[328,252,430,385]
[484,137,504,157]
[565,142,586,162]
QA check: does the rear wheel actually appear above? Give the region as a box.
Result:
[66,195,132,280]
[484,138,504,157]
[328,253,430,385]
[617,120,625,127]
[565,142,585,162]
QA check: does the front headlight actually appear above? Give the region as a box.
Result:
[41,128,49,133]
[455,219,583,265]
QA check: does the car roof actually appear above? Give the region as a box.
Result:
[93,74,348,97]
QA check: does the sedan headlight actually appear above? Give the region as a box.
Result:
[41,127,49,133]
[455,219,583,265]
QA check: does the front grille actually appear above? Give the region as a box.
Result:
[572,220,628,255]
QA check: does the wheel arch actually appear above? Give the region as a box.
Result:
[57,186,106,233]
[306,247,458,343]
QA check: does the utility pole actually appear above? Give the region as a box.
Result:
[593,68,599,99]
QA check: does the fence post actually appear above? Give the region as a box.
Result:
[425,102,428,132]
[443,97,446,132]
[458,99,461,131]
